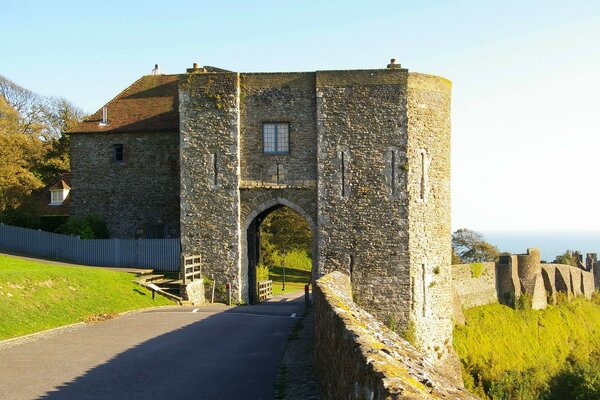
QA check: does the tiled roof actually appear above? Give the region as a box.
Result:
[70,75,180,134]
[49,179,70,190]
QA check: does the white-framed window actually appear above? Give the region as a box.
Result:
[263,123,289,154]
[49,189,69,205]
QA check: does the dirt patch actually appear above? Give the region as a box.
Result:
[85,313,117,323]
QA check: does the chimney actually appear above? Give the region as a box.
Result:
[387,58,401,69]
[100,107,108,126]
[186,62,206,73]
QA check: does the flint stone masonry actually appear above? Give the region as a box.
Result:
[73,65,456,376]
[314,271,477,400]
[70,132,180,238]
[180,279,205,305]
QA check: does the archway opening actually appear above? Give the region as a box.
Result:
[246,205,313,305]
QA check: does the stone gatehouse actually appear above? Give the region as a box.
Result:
[70,61,453,367]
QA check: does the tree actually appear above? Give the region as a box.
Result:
[553,250,578,267]
[0,75,85,214]
[452,228,500,263]
[259,207,312,266]
[0,97,45,212]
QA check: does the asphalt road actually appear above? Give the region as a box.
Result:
[0,292,305,400]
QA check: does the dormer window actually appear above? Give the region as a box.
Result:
[49,180,70,206]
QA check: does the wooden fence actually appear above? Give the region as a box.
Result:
[0,223,180,271]
[258,280,273,302]
[181,255,202,284]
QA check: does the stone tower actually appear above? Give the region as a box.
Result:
[178,64,453,368]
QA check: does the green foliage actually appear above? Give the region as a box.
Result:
[402,319,417,348]
[452,228,500,263]
[548,352,600,400]
[454,299,600,399]
[470,263,484,278]
[260,207,312,258]
[553,250,578,267]
[515,294,532,311]
[256,263,270,282]
[387,316,397,333]
[57,215,109,239]
[0,254,173,340]
[0,75,85,217]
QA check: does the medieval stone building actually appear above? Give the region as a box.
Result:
[70,61,453,367]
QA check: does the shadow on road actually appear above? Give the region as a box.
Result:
[38,294,304,400]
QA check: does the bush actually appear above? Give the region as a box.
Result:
[548,353,600,400]
[283,250,311,271]
[256,263,270,282]
[57,215,109,239]
[515,294,532,311]
[470,263,484,278]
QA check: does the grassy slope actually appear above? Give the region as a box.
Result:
[0,255,173,340]
[454,294,600,397]
[266,250,312,296]
[269,265,311,295]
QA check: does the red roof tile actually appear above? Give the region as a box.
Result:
[70,75,179,134]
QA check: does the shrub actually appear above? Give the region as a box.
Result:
[515,293,532,311]
[470,263,484,278]
[57,215,109,239]
[256,263,270,282]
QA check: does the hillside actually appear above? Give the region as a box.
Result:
[0,254,173,340]
[454,294,600,399]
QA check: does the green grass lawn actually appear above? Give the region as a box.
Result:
[269,265,311,296]
[0,254,174,340]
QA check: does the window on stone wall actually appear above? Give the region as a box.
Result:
[263,123,289,154]
[113,144,124,163]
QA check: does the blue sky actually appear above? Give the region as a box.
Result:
[2,0,600,231]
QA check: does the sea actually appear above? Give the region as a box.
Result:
[481,231,600,262]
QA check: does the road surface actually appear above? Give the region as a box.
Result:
[0,292,305,400]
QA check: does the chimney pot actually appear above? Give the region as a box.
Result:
[387,58,401,69]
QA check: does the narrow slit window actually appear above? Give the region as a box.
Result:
[422,264,427,317]
[391,150,397,196]
[420,152,425,200]
[341,151,346,197]
[212,152,218,186]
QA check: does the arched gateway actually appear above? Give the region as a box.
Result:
[243,200,316,304]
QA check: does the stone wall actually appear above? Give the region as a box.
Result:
[406,73,455,369]
[70,131,180,238]
[452,263,498,309]
[314,271,477,400]
[316,69,412,333]
[240,73,317,184]
[179,72,242,299]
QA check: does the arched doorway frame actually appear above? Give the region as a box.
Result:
[240,197,317,304]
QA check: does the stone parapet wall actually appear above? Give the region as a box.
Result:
[452,263,498,309]
[315,271,477,400]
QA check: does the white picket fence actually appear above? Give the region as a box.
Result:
[0,223,180,271]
